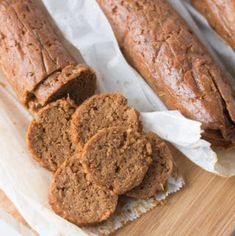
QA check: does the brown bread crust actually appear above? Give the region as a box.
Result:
[0,0,96,111]
[192,0,235,51]
[98,0,235,146]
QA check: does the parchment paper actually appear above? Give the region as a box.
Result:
[0,0,234,235]
[0,209,34,236]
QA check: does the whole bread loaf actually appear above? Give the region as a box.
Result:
[0,0,96,111]
[98,0,235,146]
[192,0,235,51]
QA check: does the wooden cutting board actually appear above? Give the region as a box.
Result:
[1,147,235,236]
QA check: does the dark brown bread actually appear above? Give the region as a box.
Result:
[98,0,235,146]
[27,99,76,171]
[81,127,152,195]
[126,132,173,199]
[192,0,235,50]
[70,92,141,150]
[49,155,118,226]
[0,0,96,111]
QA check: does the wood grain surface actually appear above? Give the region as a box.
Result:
[1,147,235,236]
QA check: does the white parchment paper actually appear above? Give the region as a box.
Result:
[0,209,34,236]
[0,0,234,235]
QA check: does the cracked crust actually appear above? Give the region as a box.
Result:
[80,127,152,195]
[49,155,118,226]
[70,92,141,150]
[192,0,235,51]
[26,99,76,171]
[0,0,96,111]
[98,0,235,146]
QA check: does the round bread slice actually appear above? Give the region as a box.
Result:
[49,155,118,226]
[81,127,152,195]
[26,99,76,171]
[70,92,141,149]
[126,132,174,199]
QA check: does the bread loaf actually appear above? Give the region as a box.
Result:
[0,0,96,111]
[192,0,235,51]
[98,0,235,146]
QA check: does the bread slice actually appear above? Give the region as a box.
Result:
[80,127,152,195]
[26,99,76,171]
[49,155,118,226]
[126,132,173,199]
[70,92,141,150]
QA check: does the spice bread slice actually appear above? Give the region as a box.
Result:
[126,132,173,199]
[70,92,141,150]
[49,155,118,226]
[80,127,152,195]
[26,99,76,171]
